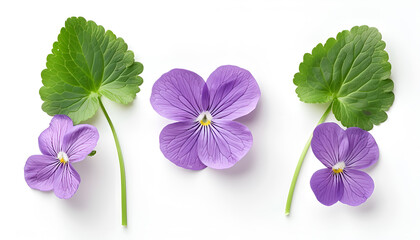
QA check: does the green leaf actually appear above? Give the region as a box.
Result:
[294,26,394,130]
[88,150,96,156]
[40,17,143,124]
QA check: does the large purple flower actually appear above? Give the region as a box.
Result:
[151,65,261,170]
[310,122,379,206]
[24,115,99,199]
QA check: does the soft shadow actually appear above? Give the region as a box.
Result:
[308,102,332,116]
[212,145,258,177]
[364,153,380,173]
[236,97,264,125]
[349,155,380,214]
[31,189,53,197]
[169,160,207,175]
[113,97,137,110]
[83,112,101,126]
[212,98,264,177]
[85,97,140,126]
[354,198,377,214]
[66,157,98,209]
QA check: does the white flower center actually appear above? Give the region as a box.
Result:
[57,151,69,164]
[197,111,212,126]
[332,161,345,174]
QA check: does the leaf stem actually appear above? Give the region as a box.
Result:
[98,97,127,226]
[285,102,332,216]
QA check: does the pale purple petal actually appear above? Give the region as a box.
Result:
[151,69,205,121]
[206,65,260,120]
[24,155,59,191]
[340,169,374,206]
[343,127,379,169]
[62,124,99,163]
[198,120,253,169]
[310,168,344,206]
[38,115,73,156]
[311,122,349,167]
[160,121,207,170]
[53,164,81,199]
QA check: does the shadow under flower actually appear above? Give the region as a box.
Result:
[235,96,264,126]
[212,146,258,177]
[212,98,265,177]
[65,157,100,209]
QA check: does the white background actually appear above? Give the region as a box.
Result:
[0,0,419,239]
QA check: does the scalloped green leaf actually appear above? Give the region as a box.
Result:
[294,26,394,130]
[40,17,143,124]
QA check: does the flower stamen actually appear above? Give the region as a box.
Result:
[197,111,212,126]
[57,151,69,164]
[200,115,211,126]
[332,161,345,174]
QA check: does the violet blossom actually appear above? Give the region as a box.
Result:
[310,122,378,206]
[24,115,99,199]
[150,65,261,170]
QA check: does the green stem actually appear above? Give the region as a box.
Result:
[285,102,332,216]
[98,97,127,226]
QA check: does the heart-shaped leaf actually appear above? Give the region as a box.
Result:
[293,26,394,130]
[40,17,143,124]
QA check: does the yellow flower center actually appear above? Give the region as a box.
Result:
[200,115,211,126]
[332,161,345,174]
[197,111,212,126]
[57,151,69,164]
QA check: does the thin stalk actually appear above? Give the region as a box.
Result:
[285,102,332,216]
[98,97,127,226]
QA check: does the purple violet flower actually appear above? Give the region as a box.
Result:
[24,115,99,199]
[310,122,379,206]
[150,65,261,170]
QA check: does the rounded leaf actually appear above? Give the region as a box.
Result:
[294,26,394,130]
[40,17,143,123]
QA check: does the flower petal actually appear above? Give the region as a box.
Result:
[159,121,207,170]
[310,168,344,206]
[24,155,59,191]
[343,127,379,169]
[206,65,260,120]
[53,164,81,199]
[62,124,99,162]
[311,122,349,167]
[201,83,210,111]
[340,169,374,206]
[198,120,253,169]
[151,69,205,121]
[38,115,74,156]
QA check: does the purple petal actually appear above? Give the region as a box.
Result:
[24,155,60,191]
[38,115,73,156]
[53,164,81,199]
[151,69,205,121]
[206,65,261,120]
[343,127,379,169]
[201,83,210,111]
[340,169,374,206]
[198,120,253,169]
[159,121,207,170]
[311,122,349,167]
[62,124,99,163]
[310,168,344,206]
